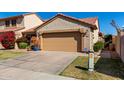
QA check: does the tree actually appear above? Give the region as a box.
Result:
[104,34,112,48]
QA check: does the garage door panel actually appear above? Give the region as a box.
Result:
[42,32,81,52]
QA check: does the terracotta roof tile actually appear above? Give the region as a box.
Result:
[57,14,97,28]
[79,17,98,25]
[36,14,97,31]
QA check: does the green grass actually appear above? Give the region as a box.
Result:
[0,51,25,60]
[60,56,124,80]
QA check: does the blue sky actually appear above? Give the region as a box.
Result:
[0,12,124,35]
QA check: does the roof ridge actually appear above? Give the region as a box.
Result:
[79,16,98,19]
[57,14,97,26]
[22,12,36,16]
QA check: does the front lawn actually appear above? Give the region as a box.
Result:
[60,56,124,80]
[0,51,25,60]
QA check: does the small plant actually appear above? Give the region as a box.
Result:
[16,37,29,43]
[93,41,104,52]
[18,42,28,49]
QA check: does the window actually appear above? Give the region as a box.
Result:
[5,20,10,27]
[11,20,16,27]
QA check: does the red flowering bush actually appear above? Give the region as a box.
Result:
[0,31,15,49]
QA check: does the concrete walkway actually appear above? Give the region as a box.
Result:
[100,51,111,58]
[0,51,84,79]
[0,65,74,80]
[100,50,120,59]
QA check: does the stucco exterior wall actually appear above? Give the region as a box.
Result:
[39,17,90,31]
[16,17,24,27]
[23,14,43,30]
[0,17,24,30]
[0,21,5,29]
[93,20,99,44]
[15,14,43,38]
[116,31,121,56]
[120,31,124,62]
[116,30,124,62]
[120,34,124,62]
[90,30,94,50]
[82,29,93,51]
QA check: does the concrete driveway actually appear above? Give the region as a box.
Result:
[0,51,85,79]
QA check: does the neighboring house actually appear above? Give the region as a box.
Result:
[115,29,124,62]
[33,14,98,52]
[0,13,44,39]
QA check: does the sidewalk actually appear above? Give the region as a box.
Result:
[100,51,111,58]
[0,65,75,80]
[100,50,120,59]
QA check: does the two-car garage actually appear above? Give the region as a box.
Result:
[42,32,82,52]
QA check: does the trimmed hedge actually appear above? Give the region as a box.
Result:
[93,41,104,52]
[18,42,28,49]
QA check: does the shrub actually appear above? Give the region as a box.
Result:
[93,41,104,52]
[1,31,15,49]
[18,42,28,49]
[16,37,29,43]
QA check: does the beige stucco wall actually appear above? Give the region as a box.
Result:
[0,21,5,30]
[15,14,43,38]
[38,17,90,31]
[116,30,124,62]
[120,33,124,62]
[81,29,93,51]
[16,17,24,27]
[116,32,120,56]
[37,17,94,52]
[120,31,124,62]
[93,20,99,44]
[0,17,24,30]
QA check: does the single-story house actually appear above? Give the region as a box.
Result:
[32,14,98,52]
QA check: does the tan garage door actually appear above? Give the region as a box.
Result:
[42,32,82,52]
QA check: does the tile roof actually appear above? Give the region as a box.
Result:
[0,15,23,21]
[0,27,24,33]
[57,14,97,28]
[0,13,36,21]
[79,17,98,25]
[36,14,97,31]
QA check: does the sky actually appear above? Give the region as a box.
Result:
[0,12,124,35]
